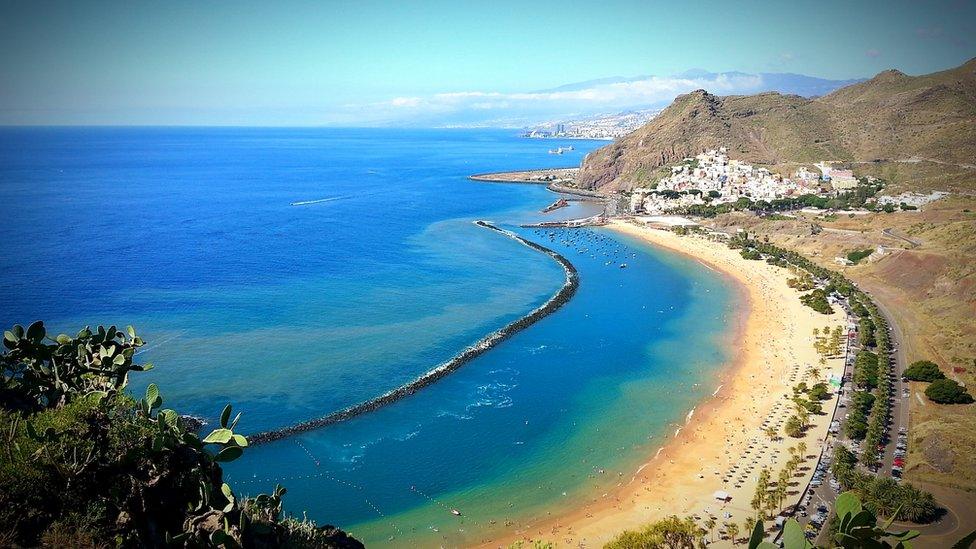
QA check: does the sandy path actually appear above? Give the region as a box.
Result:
[484,220,847,548]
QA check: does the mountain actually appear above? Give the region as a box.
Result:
[537,70,863,98]
[576,59,976,192]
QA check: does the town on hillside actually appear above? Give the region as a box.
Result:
[628,148,947,216]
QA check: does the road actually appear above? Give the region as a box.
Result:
[881,228,921,249]
[871,295,911,474]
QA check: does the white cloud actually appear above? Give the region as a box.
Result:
[390,97,422,107]
[366,73,765,125]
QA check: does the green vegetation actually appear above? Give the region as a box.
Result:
[740,248,762,260]
[787,272,816,291]
[831,447,940,524]
[924,378,974,404]
[858,318,875,348]
[902,360,945,382]
[853,350,880,390]
[844,391,875,441]
[846,248,874,264]
[608,490,964,549]
[748,491,924,549]
[808,383,830,401]
[0,322,360,548]
[676,180,887,218]
[605,515,701,548]
[813,325,844,358]
[800,289,834,314]
[784,415,804,438]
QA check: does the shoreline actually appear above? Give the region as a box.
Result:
[248,221,579,445]
[485,219,847,548]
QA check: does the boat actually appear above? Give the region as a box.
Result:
[548,147,564,155]
[619,263,628,268]
[565,145,574,151]
[451,509,462,516]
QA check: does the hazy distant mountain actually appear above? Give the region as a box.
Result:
[380,69,868,128]
[539,70,864,98]
[576,58,976,191]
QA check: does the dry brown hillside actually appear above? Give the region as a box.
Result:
[577,58,976,192]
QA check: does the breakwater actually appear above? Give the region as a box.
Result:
[248,221,579,445]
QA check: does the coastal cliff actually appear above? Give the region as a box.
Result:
[577,58,976,192]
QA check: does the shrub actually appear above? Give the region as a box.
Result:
[740,248,762,260]
[846,248,874,264]
[903,360,945,382]
[0,322,362,548]
[925,378,974,404]
[800,289,834,314]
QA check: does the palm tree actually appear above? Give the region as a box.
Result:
[726,521,740,546]
[775,483,788,511]
[798,441,807,458]
[704,517,716,542]
[743,516,757,540]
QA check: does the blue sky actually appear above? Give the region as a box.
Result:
[0,0,973,125]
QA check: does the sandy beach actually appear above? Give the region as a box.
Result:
[487,219,848,548]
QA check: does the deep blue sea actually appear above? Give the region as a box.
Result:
[0,127,736,546]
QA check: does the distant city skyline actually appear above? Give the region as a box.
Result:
[1,0,974,126]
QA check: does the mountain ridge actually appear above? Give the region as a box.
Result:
[576,58,976,192]
[535,70,863,97]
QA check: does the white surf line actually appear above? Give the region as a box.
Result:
[712,384,724,396]
[290,196,348,206]
[134,330,186,355]
[696,258,718,272]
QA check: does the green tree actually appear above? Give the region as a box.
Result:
[704,517,716,542]
[808,383,830,401]
[925,378,974,404]
[726,521,739,545]
[903,360,945,382]
[785,415,804,438]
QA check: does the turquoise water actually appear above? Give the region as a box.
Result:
[0,128,736,546]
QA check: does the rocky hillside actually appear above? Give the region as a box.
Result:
[577,58,976,192]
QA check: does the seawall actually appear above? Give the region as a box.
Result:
[248,221,579,445]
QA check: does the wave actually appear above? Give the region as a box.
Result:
[248,220,579,445]
[290,196,348,206]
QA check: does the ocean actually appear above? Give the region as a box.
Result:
[0,127,736,546]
